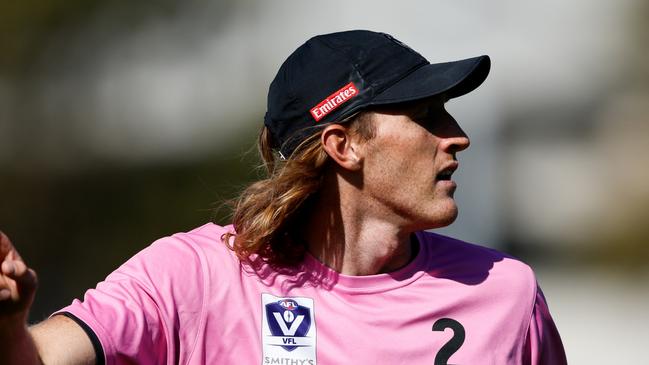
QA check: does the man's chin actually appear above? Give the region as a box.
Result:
[415,204,459,230]
[434,209,458,228]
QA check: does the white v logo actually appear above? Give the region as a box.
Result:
[273,312,305,336]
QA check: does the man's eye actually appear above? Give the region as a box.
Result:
[412,106,431,119]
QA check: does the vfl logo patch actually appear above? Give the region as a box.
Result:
[266,299,310,351]
[309,82,358,122]
[261,294,317,364]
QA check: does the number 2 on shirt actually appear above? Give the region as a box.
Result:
[432,318,466,365]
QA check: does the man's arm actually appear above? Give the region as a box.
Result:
[0,231,97,365]
[30,315,97,365]
[523,285,568,365]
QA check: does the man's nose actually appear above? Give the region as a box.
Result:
[440,123,470,154]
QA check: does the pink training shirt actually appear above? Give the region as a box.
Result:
[57,223,567,364]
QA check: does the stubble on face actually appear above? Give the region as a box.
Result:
[356,98,466,231]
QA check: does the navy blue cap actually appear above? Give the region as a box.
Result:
[264,30,490,157]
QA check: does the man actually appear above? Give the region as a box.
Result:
[0,30,567,364]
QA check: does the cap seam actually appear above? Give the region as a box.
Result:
[375,59,429,95]
[372,56,486,104]
[336,59,429,120]
[314,36,368,87]
[369,60,430,103]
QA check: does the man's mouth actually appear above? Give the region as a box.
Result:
[436,170,454,181]
[436,163,458,181]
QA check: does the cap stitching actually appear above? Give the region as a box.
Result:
[371,56,487,104]
[313,36,368,91]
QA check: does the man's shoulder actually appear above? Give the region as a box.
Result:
[160,222,237,261]
[183,222,234,241]
[155,222,231,248]
[122,222,238,277]
[416,231,537,292]
[417,231,517,263]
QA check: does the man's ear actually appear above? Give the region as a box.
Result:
[321,124,363,171]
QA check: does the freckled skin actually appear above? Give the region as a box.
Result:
[359,96,470,232]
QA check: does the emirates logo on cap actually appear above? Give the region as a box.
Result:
[309,82,358,122]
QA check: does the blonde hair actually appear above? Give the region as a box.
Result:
[223,112,374,267]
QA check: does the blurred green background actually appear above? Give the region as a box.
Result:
[1,1,648,363]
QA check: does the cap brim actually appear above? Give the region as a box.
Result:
[371,55,491,105]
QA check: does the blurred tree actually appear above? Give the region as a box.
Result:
[0,141,261,322]
[0,0,250,322]
[0,0,204,76]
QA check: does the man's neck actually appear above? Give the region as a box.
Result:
[302,177,416,276]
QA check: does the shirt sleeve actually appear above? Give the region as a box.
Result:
[523,285,568,365]
[54,235,208,365]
